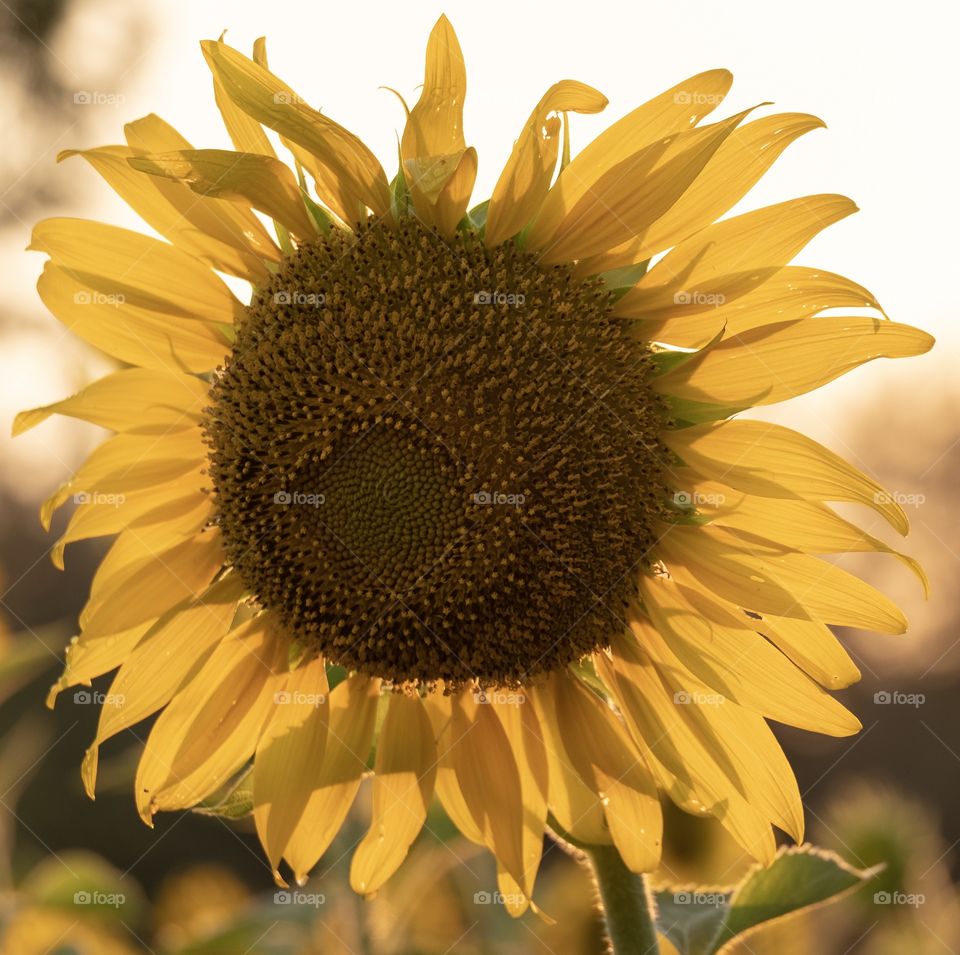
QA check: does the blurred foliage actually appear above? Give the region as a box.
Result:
[0,623,957,953]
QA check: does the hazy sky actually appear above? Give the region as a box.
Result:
[2,0,956,487]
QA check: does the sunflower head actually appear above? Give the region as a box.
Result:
[206,216,671,686]
[20,13,931,912]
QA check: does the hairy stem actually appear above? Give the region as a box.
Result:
[584,843,660,954]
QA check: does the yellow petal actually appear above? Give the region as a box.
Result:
[755,613,860,691]
[82,575,245,796]
[205,43,276,157]
[596,633,778,865]
[663,419,910,534]
[658,317,934,408]
[253,656,330,879]
[52,470,207,568]
[201,39,390,223]
[38,264,230,374]
[401,15,469,225]
[658,523,907,635]
[78,506,211,635]
[123,112,280,268]
[485,80,607,247]
[628,266,883,349]
[639,567,864,734]
[60,140,275,282]
[80,510,223,631]
[14,368,209,437]
[490,694,549,910]
[423,691,485,845]
[427,146,478,238]
[615,195,857,320]
[47,619,157,707]
[40,427,205,530]
[350,693,436,895]
[526,69,733,248]
[135,614,286,822]
[129,149,316,240]
[240,36,342,231]
[282,674,380,883]
[79,530,223,642]
[553,673,662,873]
[437,690,527,889]
[578,113,824,274]
[601,631,804,843]
[706,495,929,598]
[527,685,611,846]
[674,693,804,843]
[532,107,757,264]
[30,219,245,326]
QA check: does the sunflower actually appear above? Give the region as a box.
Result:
[19,16,931,914]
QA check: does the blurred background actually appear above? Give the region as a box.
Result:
[0,0,957,951]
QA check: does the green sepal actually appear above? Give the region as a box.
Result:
[602,260,650,301]
[650,323,726,376]
[390,158,414,221]
[193,764,254,820]
[664,396,749,427]
[274,219,295,256]
[291,159,332,233]
[568,657,611,699]
[465,198,490,234]
[325,663,347,691]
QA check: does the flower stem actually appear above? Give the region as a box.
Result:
[585,843,660,954]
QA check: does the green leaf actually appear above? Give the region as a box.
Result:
[655,888,733,955]
[194,764,254,819]
[655,845,881,955]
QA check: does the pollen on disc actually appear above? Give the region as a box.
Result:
[205,219,671,686]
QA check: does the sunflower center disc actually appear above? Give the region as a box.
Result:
[207,219,670,686]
